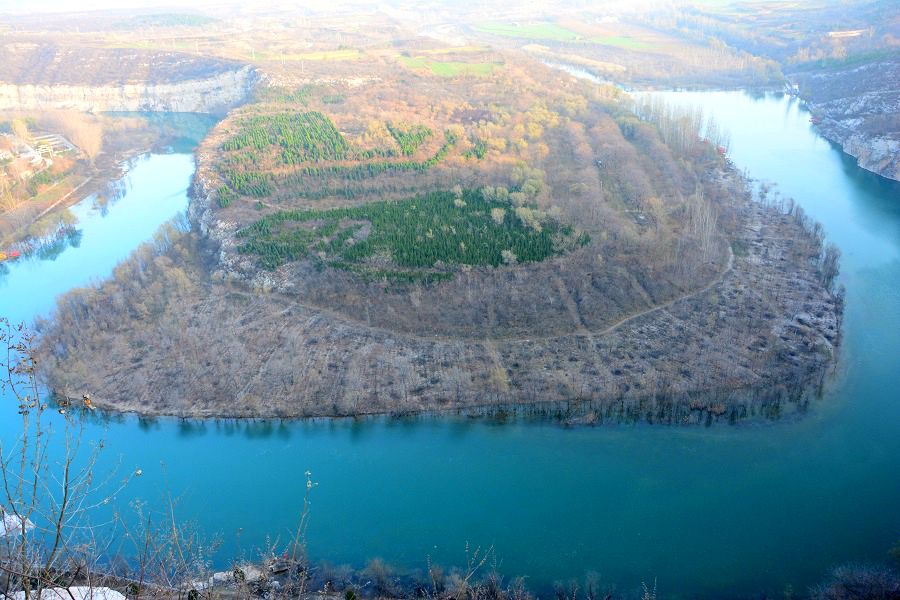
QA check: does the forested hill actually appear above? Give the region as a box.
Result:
[39,47,843,421]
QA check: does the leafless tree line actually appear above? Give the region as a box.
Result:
[633,96,731,155]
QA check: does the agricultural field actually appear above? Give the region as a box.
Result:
[474,22,585,43]
[474,22,652,49]
[398,56,497,77]
[590,36,653,50]
[469,16,780,87]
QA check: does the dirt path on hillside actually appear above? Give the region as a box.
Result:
[222,244,736,346]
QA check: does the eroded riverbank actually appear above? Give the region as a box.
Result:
[790,55,900,182]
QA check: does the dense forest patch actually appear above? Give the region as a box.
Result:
[386,123,433,155]
[221,111,350,164]
[217,129,459,203]
[236,189,588,278]
[215,108,458,204]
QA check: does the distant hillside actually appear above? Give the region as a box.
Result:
[791,53,900,181]
[0,44,242,86]
[111,13,220,30]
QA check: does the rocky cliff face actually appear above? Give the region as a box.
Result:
[791,57,900,181]
[0,64,260,114]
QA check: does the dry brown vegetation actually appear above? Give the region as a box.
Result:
[0,44,243,86]
[36,178,841,423]
[36,45,842,422]
[195,57,729,339]
[41,111,104,162]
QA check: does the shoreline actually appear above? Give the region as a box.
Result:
[66,370,835,427]
[0,144,153,248]
[33,69,844,425]
[41,165,843,424]
[787,55,900,183]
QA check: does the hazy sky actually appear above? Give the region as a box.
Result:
[0,0,258,13]
[1,0,689,16]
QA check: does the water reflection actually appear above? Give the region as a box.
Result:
[104,112,220,154]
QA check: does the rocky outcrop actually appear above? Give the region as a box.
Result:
[791,56,900,181]
[0,64,260,114]
[823,126,899,181]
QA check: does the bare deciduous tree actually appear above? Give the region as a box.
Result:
[0,319,131,600]
[41,112,104,163]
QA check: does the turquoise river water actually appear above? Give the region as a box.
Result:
[0,95,898,598]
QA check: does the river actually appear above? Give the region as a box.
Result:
[1,97,898,598]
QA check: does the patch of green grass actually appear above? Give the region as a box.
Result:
[476,22,653,50]
[399,56,496,77]
[475,22,583,42]
[236,189,585,275]
[588,35,653,50]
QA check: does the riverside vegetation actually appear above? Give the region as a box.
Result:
[631,1,900,182]
[7,321,900,600]
[6,322,900,600]
[8,321,900,600]
[36,50,843,421]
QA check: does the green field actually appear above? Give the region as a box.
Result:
[236,189,586,276]
[476,22,653,49]
[590,35,653,50]
[399,56,496,77]
[475,22,583,42]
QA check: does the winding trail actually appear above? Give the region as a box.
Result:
[593,245,734,338]
[223,244,736,346]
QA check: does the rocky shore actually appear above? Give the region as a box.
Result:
[791,55,900,181]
